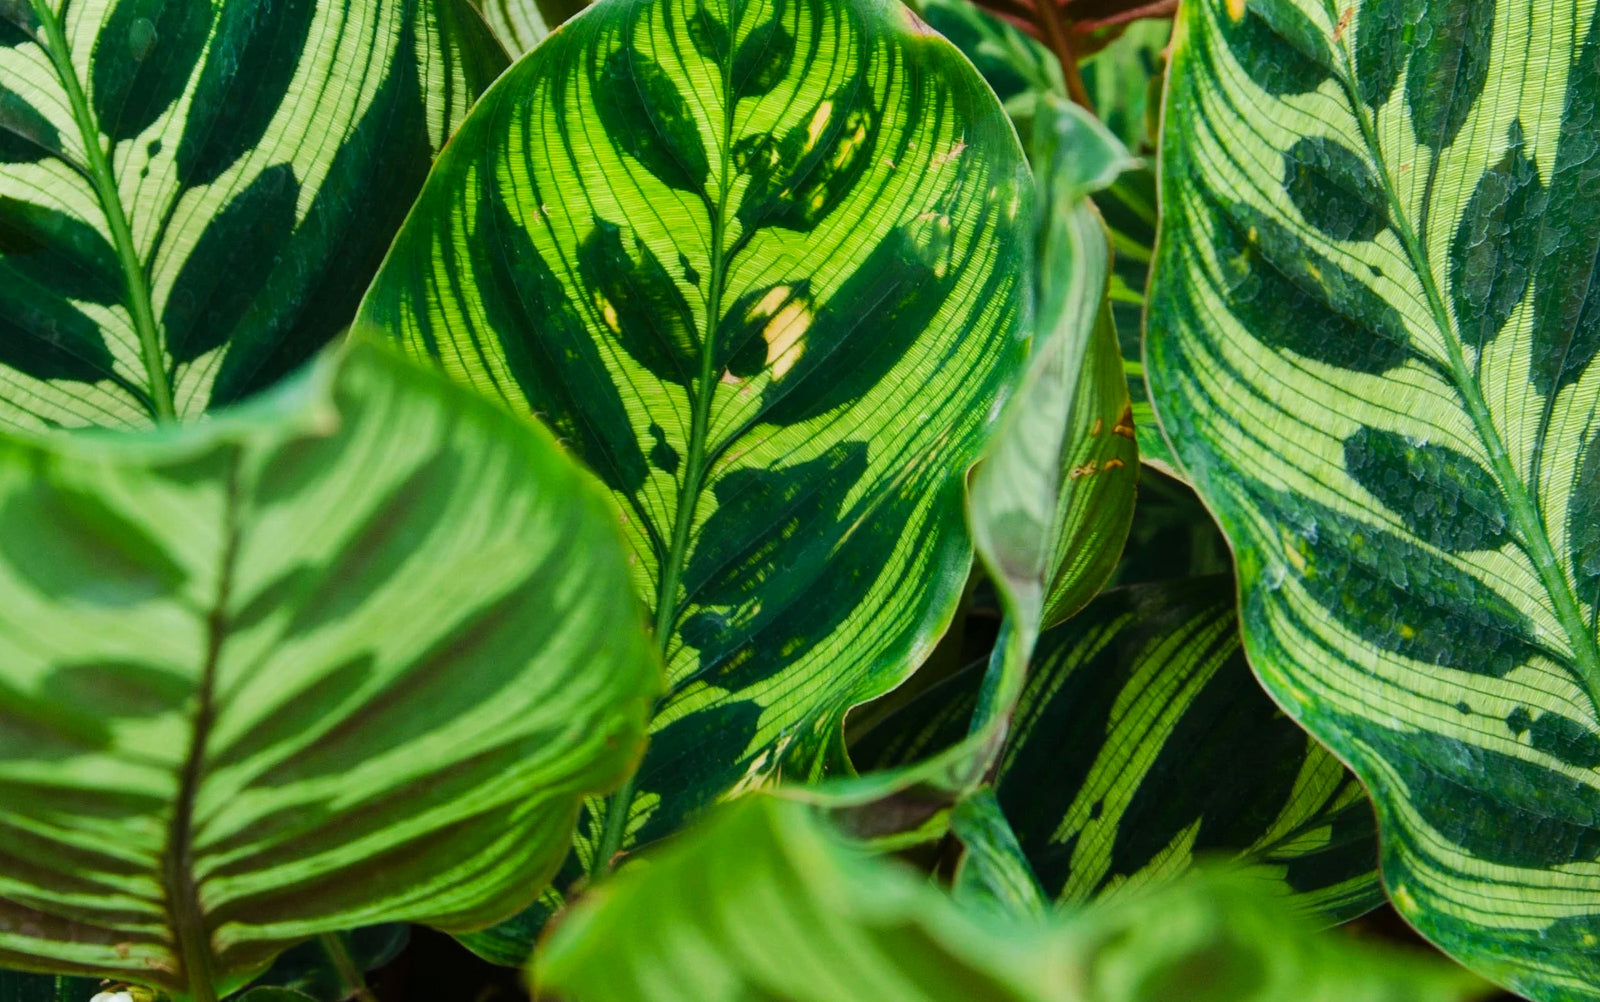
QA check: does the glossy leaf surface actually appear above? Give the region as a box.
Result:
[854,579,1382,923]
[0,343,658,995]
[356,0,1032,937]
[536,795,1486,1002]
[1148,0,1600,996]
[0,0,504,426]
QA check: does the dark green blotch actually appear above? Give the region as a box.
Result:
[0,0,36,46]
[1280,794,1380,904]
[162,163,300,365]
[176,0,318,188]
[0,196,124,305]
[1217,0,1334,98]
[1569,427,1600,609]
[1280,494,1540,677]
[1360,723,1600,867]
[207,655,374,772]
[0,261,117,382]
[1450,121,1544,350]
[679,251,699,287]
[91,0,216,142]
[1282,137,1388,242]
[0,482,185,606]
[1342,427,1509,552]
[1405,0,1495,151]
[579,217,699,386]
[1209,195,1409,374]
[473,192,648,496]
[760,222,960,425]
[0,675,112,758]
[736,77,878,234]
[593,40,708,194]
[632,700,762,846]
[0,85,62,163]
[731,5,793,101]
[1507,707,1600,769]
[715,280,812,378]
[685,0,731,62]
[1529,4,1600,399]
[647,422,679,474]
[41,661,189,718]
[1355,0,1422,108]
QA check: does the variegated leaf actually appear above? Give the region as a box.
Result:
[475,0,589,53]
[0,0,504,427]
[353,0,1031,959]
[853,578,1383,924]
[1148,0,1600,996]
[0,342,658,998]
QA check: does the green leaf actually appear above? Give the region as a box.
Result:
[0,0,506,427]
[0,969,102,1002]
[355,0,1032,954]
[949,788,1049,919]
[241,926,407,1001]
[854,578,1383,924]
[535,795,1489,1002]
[1148,0,1600,996]
[474,0,590,54]
[0,341,658,997]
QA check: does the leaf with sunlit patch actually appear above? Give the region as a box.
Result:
[354,0,1031,962]
[1149,0,1600,997]
[0,0,503,427]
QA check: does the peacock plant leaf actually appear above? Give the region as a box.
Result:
[0,0,505,428]
[353,0,1033,959]
[853,578,1383,924]
[475,0,590,54]
[535,794,1487,1002]
[0,342,659,999]
[1147,0,1600,996]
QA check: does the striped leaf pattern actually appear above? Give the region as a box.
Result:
[475,0,589,54]
[355,0,1031,903]
[0,0,504,428]
[536,796,1486,1002]
[1147,0,1600,996]
[853,579,1382,924]
[0,342,658,997]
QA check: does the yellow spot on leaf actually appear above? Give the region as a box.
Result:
[765,301,811,378]
[1225,0,1247,20]
[807,102,833,149]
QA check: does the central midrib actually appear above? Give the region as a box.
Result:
[1319,16,1600,707]
[161,456,243,1002]
[592,14,744,877]
[29,0,176,420]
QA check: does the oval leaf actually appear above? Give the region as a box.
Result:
[0,0,505,428]
[355,0,1032,947]
[1148,0,1600,996]
[0,342,658,995]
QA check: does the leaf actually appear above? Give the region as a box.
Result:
[1147,0,1600,996]
[0,342,659,996]
[475,0,591,54]
[854,578,1383,924]
[355,0,1032,956]
[0,969,102,1002]
[0,0,506,428]
[241,925,408,1000]
[535,795,1489,1002]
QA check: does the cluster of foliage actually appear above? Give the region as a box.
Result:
[0,0,1594,998]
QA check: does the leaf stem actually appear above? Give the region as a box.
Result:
[1330,32,1600,705]
[317,933,378,1002]
[1030,0,1095,112]
[28,0,176,421]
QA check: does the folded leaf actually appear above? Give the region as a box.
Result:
[0,342,658,997]
[1148,0,1600,996]
[0,0,505,427]
[535,795,1488,1002]
[854,578,1383,924]
[355,0,1032,956]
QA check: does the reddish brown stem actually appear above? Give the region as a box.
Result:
[1031,0,1096,112]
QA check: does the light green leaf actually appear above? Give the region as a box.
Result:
[354,0,1033,954]
[0,0,504,427]
[949,788,1050,919]
[474,0,590,53]
[853,578,1383,924]
[0,342,658,998]
[535,794,1489,1002]
[1147,0,1600,996]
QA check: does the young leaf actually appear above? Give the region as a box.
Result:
[354,0,1033,952]
[1147,0,1600,996]
[0,342,659,998]
[0,0,505,427]
[854,578,1382,924]
[535,795,1488,1002]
